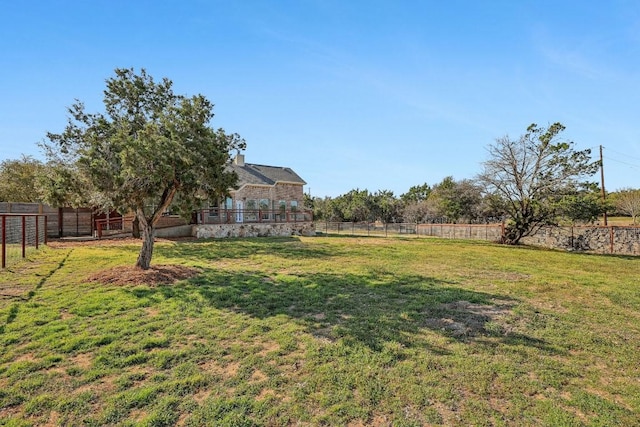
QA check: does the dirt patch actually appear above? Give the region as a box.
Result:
[200,359,240,379]
[86,265,201,286]
[0,286,29,299]
[347,415,389,427]
[221,361,240,378]
[257,341,280,357]
[250,369,268,383]
[42,410,60,427]
[145,307,160,317]
[71,353,92,369]
[14,353,37,363]
[193,389,212,404]
[256,388,276,401]
[129,409,148,423]
[424,300,513,337]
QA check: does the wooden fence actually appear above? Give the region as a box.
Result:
[0,202,93,237]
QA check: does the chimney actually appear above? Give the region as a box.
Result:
[234,153,245,167]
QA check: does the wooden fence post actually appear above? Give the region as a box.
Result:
[35,215,39,249]
[1,216,6,269]
[22,216,26,258]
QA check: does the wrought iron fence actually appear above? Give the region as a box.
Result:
[315,221,504,241]
[197,208,313,225]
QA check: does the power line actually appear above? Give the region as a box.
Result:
[603,155,640,171]
[603,147,640,163]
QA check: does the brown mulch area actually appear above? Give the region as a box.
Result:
[86,264,201,286]
[47,236,201,286]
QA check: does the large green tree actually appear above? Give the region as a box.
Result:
[43,68,245,269]
[478,123,599,244]
[429,176,483,223]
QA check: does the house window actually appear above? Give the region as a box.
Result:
[290,200,298,212]
[225,197,233,210]
[245,200,257,221]
[209,199,219,217]
[259,199,270,220]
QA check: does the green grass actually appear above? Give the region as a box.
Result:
[1,236,639,426]
[605,216,638,226]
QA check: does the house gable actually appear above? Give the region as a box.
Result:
[223,154,306,213]
[229,155,306,191]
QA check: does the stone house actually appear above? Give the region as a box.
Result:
[201,154,309,224]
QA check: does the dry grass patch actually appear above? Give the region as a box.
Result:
[249,369,267,383]
[424,300,513,337]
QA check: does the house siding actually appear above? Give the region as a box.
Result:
[230,182,304,209]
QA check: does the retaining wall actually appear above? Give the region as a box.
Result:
[194,222,316,239]
[523,226,640,255]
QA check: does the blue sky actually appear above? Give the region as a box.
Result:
[1,1,639,197]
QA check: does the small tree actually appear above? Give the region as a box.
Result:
[478,123,599,244]
[43,68,245,269]
[556,186,605,225]
[614,188,640,225]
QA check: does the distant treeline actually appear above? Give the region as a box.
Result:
[306,177,639,225]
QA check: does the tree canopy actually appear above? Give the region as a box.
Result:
[0,155,46,203]
[43,68,245,269]
[477,123,600,244]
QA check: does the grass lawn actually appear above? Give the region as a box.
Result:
[605,216,637,226]
[1,236,639,426]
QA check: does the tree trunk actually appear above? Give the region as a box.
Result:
[503,222,525,245]
[132,214,141,238]
[135,210,154,270]
[134,186,177,270]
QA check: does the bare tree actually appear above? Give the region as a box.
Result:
[478,123,599,244]
[615,188,640,225]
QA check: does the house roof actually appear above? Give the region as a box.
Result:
[229,162,307,187]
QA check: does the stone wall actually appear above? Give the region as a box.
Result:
[522,226,640,255]
[194,222,316,239]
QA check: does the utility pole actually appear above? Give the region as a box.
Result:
[600,145,607,226]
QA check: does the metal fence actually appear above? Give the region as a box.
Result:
[1,214,47,269]
[197,208,313,225]
[314,221,504,240]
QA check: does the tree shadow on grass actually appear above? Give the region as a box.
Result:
[128,268,559,355]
